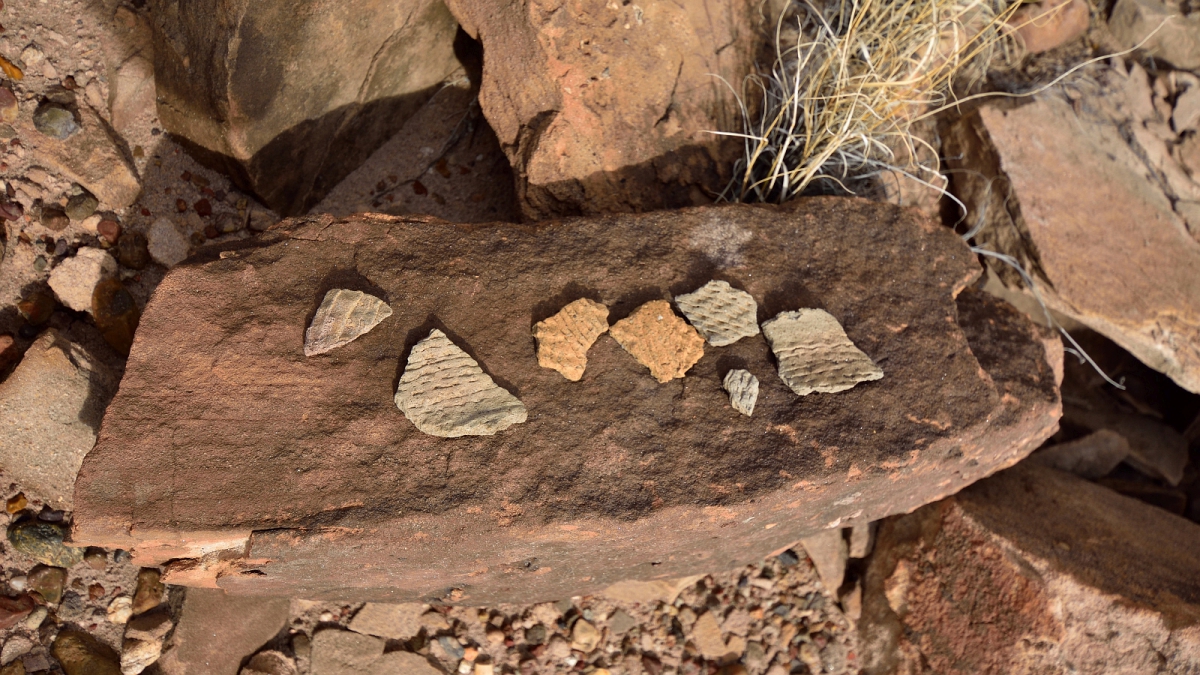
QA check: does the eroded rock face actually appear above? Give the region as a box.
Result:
[394,329,528,437]
[444,0,761,219]
[946,93,1200,393]
[609,300,706,383]
[533,298,609,381]
[73,201,1061,602]
[858,462,1200,674]
[304,290,393,357]
[762,309,884,396]
[0,329,118,508]
[149,0,461,215]
[674,280,759,347]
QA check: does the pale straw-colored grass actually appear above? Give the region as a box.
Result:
[715,0,1025,202]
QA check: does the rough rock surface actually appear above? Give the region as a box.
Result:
[859,462,1200,674]
[1009,0,1089,54]
[395,329,528,437]
[947,95,1200,393]
[0,329,117,508]
[762,309,884,396]
[722,369,758,417]
[155,588,290,675]
[146,218,190,268]
[17,105,141,209]
[73,201,1062,601]
[347,603,425,641]
[609,300,706,383]
[304,289,393,357]
[444,0,761,219]
[1109,0,1200,70]
[532,298,609,381]
[674,280,760,347]
[311,630,441,675]
[1030,429,1131,479]
[149,0,461,214]
[48,247,117,313]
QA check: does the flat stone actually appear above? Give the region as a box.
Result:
[762,309,884,396]
[156,588,290,675]
[609,300,705,383]
[147,218,190,268]
[304,289,393,357]
[722,369,758,417]
[48,247,117,313]
[859,462,1200,673]
[674,281,759,347]
[348,602,426,641]
[0,330,118,508]
[947,95,1200,393]
[72,202,1061,602]
[1030,429,1130,479]
[394,329,528,437]
[799,529,847,594]
[533,298,609,381]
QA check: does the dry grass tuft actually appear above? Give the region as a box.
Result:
[716,0,1027,203]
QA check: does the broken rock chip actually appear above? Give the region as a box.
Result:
[608,300,705,383]
[674,280,759,346]
[722,369,758,416]
[532,298,609,381]
[395,329,527,437]
[303,289,393,357]
[762,309,883,396]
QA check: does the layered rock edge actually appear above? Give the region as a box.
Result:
[72,200,1061,602]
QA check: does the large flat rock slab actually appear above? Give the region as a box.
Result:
[73,200,1061,601]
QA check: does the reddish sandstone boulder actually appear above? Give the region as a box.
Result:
[73,200,1061,602]
[859,462,1200,673]
[444,0,761,219]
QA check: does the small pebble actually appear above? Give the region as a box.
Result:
[194,198,212,217]
[7,520,84,567]
[116,231,151,269]
[64,190,98,221]
[32,102,79,140]
[5,492,26,513]
[40,205,69,231]
[27,565,67,604]
[0,86,16,124]
[97,219,120,243]
[84,547,108,571]
[92,278,140,356]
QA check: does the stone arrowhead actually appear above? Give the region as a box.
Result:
[304,289,393,356]
[395,329,527,437]
[762,309,884,396]
[674,280,759,346]
[609,300,705,383]
[533,298,609,381]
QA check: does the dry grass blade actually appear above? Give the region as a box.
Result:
[716,0,1023,202]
